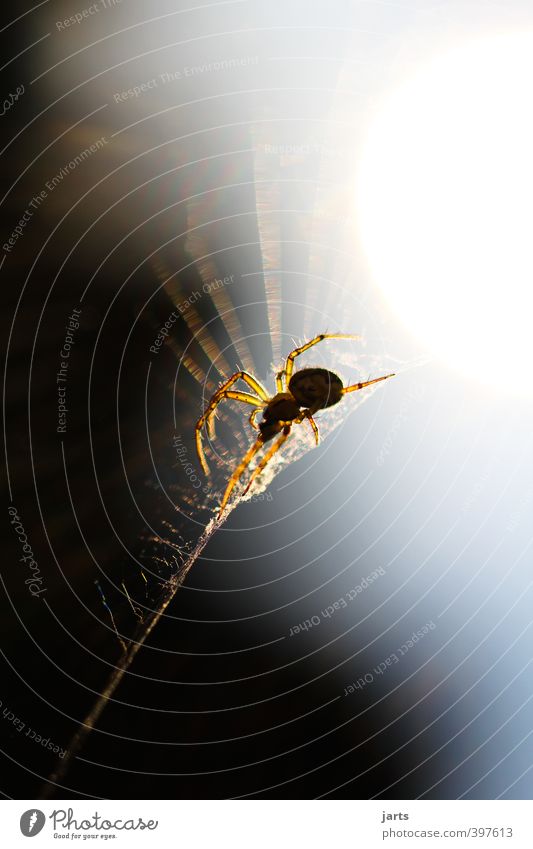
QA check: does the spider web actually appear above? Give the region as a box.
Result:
[41,65,399,795]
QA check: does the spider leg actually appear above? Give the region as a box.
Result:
[206,391,263,439]
[195,379,264,475]
[219,436,265,514]
[342,373,395,394]
[304,411,320,445]
[249,407,262,430]
[276,333,361,389]
[241,426,292,500]
[227,370,270,401]
[240,407,320,503]
[202,370,268,441]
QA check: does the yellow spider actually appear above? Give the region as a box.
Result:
[195,334,395,514]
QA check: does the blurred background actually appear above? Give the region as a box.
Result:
[2,0,533,799]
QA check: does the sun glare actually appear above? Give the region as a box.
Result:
[357,33,533,396]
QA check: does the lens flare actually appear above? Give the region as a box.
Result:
[357,32,533,396]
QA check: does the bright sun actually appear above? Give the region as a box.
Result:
[356,32,533,396]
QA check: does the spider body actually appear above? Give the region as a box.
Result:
[288,367,344,408]
[195,334,394,514]
[258,393,300,441]
[258,368,344,442]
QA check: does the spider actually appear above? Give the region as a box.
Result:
[195,333,395,514]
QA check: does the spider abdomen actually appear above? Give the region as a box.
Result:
[289,368,344,409]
